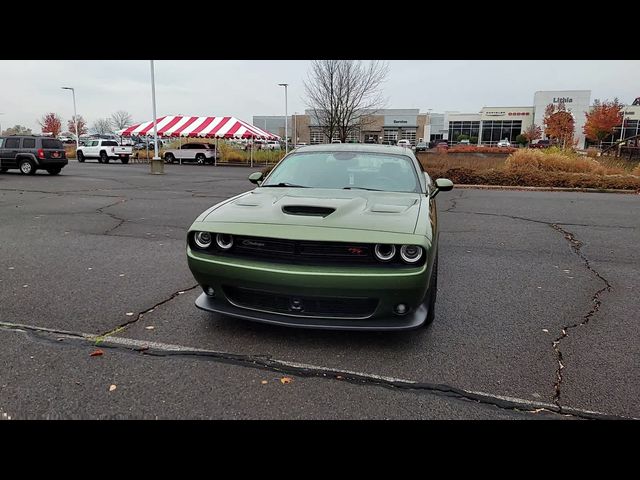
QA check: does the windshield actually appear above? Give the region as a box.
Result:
[263,151,420,193]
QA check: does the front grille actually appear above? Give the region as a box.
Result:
[219,235,377,266]
[223,285,378,319]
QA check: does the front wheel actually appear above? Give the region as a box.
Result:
[164,153,175,164]
[100,151,109,164]
[47,168,62,175]
[196,154,205,165]
[77,151,85,162]
[423,253,438,327]
[19,159,36,175]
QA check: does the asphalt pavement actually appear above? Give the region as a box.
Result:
[0,161,638,419]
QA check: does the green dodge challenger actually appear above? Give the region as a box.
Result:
[186,144,453,330]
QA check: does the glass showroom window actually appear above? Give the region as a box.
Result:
[481,120,522,145]
[346,130,360,143]
[448,121,480,142]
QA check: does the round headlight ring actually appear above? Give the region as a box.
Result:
[374,244,396,262]
[194,231,212,249]
[216,233,234,250]
[400,245,423,263]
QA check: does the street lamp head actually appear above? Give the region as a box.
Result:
[61,86,74,91]
[278,83,288,87]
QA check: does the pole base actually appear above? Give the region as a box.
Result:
[150,158,165,175]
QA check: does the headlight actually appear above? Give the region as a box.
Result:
[194,231,212,248]
[374,244,396,262]
[400,245,423,263]
[216,233,234,250]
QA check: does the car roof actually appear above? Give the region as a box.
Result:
[293,143,415,156]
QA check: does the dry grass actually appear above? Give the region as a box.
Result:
[419,153,506,172]
[633,163,640,176]
[505,148,625,175]
[447,146,517,154]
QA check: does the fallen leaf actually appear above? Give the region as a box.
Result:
[280,377,293,385]
[542,329,549,333]
[90,349,104,357]
[336,375,344,380]
[119,274,125,277]
[8,267,14,270]
[178,291,185,295]
[22,284,29,288]
[563,269,571,273]
[125,312,134,316]
[135,346,149,352]
[145,326,155,330]
[261,380,268,385]
[567,276,574,279]
[87,267,93,270]
[109,384,117,392]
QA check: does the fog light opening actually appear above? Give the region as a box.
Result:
[203,286,215,297]
[394,303,408,315]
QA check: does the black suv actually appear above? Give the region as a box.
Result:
[0,136,68,175]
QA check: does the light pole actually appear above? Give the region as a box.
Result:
[0,112,4,135]
[293,111,297,147]
[61,87,79,155]
[149,60,164,174]
[278,83,288,155]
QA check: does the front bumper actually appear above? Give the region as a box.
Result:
[187,249,434,331]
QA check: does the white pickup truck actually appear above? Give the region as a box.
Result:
[76,139,133,164]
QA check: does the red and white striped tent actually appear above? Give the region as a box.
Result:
[117,115,279,140]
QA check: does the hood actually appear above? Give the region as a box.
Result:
[204,188,423,234]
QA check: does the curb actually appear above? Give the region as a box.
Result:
[453,184,640,194]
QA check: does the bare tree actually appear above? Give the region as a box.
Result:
[304,60,389,143]
[110,110,133,132]
[91,118,113,136]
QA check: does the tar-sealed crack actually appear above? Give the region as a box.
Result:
[98,284,199,338]
[0,320,631,420]
[550,224,612,409]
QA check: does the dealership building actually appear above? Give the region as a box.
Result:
[254,90,640,148]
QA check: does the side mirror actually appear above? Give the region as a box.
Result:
[429,178,454,199]
[249,171,263,185]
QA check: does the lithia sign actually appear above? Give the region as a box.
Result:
[553,97,573,103]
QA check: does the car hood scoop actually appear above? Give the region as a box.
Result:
[282,205,336,217]
[208,189,422,234]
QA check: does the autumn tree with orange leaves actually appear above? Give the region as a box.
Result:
[543,100,575,149]
[522,123,542,146]
[583,98,623,147]
[38,113,63,138]
[67,115,88,138]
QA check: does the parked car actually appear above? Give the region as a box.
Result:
[0,135,68,175]
[186,143,454,331]
[415,141,428,152]
[397,139,412,148]
[435,140,449,149]
[458,139,470,145]
[497,139,512,148]
[530,139,551,149]
[264,141,281,150]
[76,139,133,164]
[163,143,218,165]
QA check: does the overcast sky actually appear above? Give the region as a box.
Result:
[1,60,638,133]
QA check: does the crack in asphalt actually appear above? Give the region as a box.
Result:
[97,284,200,338]
[96,198,128,235]
[443,207,614,412]
[0,320,631,420]
[443,190,465,212]
[550,224,612,410]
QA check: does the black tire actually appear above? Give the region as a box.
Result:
[19,159,36,175]
[0,167,8,173]
[121,156,129,164]
[423,253,438,327]
[47,168,62,175]
[164,153,175,164]
[196,154,206,165]
[100,151,109,164]
[77,151,85,163]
